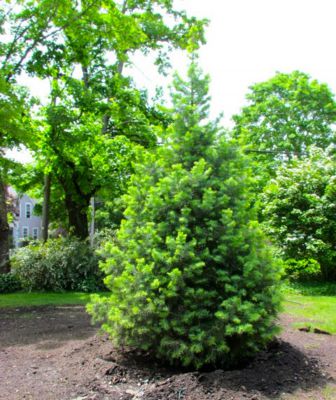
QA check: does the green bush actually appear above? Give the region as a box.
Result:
[284,258,321,282]
[11,237,105,292]
[262,149,336,281]
[0,273,22,293]
[88,62,282,370]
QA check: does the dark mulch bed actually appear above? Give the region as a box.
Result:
[0,306,335,400]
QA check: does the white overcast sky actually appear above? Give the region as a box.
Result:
[171,0,336,125]
[11,0,336,162]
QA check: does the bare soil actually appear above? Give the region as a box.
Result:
[0,306,335,400]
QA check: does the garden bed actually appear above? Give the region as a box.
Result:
[0,304,335,400]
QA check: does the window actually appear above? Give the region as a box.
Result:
[32,227,38,240]
[22,227,29,238]
[25,203,32,219]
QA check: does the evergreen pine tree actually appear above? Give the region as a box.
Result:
[89,60,282,369]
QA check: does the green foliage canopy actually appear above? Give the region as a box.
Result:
[0,8,35,272]
[233,71,336,180]
[1,0,207,238]
[262,149,336,281]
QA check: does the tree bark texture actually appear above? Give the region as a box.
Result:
[42,173,51,242]
[65,193,90,240]
[0,179,10,273]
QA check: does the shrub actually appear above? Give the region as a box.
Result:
[262,149,336,281]
[88,61,282,370]
[0,273,22,293]
[284,258,321,282]
[11,237,105,292]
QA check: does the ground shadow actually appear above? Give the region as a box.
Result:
[195,340,332,398]
[0,305,97,349]
[99,339,333,399]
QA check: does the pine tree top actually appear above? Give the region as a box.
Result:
[166,57,221,169]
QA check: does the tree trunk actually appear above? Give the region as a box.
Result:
[65,194,90,240]
[41,173,51,242]
[89,196,95,247]
[0,179,10,273]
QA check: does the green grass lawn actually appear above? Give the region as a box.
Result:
[0,292,107,308]
[282,282,336,334]
[1,284,335,335]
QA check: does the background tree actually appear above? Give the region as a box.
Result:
[89,60,282,369]
[0,72,33,272]
[2,0,207,239]
[233,71,336,183]
[262,148,336,281]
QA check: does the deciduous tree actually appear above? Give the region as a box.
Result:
[2,0,207,238]
[0,69,33,272]
[233,71,336,183]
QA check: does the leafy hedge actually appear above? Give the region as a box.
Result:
[11,237,105,292]
[283,258,321,282]
[0,273,22,294]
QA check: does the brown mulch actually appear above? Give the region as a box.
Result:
[0,306,335,400]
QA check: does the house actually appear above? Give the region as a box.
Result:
[8,189,42,247]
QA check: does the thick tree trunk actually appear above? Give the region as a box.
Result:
[41,173,51,242]
[0,180,10,273]
[65,194,90,240]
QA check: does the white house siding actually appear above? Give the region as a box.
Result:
[13,194,42,247]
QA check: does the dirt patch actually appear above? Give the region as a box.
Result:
[0,306,335,400]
